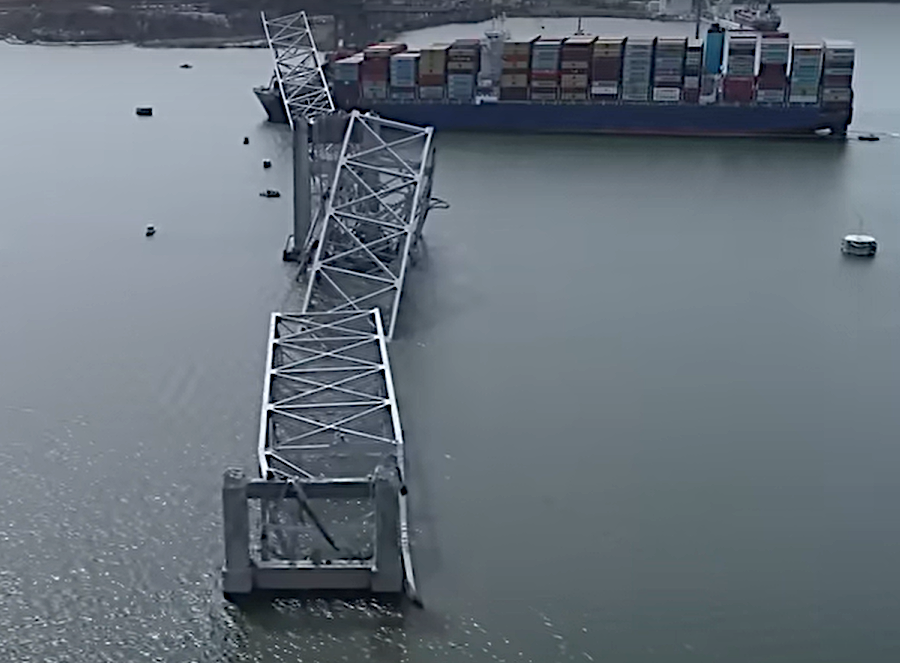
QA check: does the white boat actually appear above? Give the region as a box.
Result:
[841,234,877,257]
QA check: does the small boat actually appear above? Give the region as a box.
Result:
[243,136,250,145]
[263,159,272,169]
[136,107,153,117]
[260,190,281,198]
[179,63,193,69]
[841,234,877,257]
[858,134,880,142]
[145,224,156,237]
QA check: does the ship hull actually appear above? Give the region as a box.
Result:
[347,100,851,138]
[254,86,850,137]
[254,86,288,124]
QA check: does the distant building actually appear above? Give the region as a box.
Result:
[652,0,694,16]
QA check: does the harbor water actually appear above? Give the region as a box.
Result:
[1,4,900,661]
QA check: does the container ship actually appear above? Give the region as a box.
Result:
[254,24,854,137]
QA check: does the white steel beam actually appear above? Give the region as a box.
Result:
[258,310,406,483]
[261,10,335,128]
[300,111,436,341]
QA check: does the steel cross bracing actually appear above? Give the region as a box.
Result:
[300,110,437,341]
[261,10,334,128]
[255,309,416,594]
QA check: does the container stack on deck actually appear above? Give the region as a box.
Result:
[330,27,855,132]
[560,36,595,101]
[530,39,562,101]
[500,39,533,101]
[362,43,405,101]
[701,26,725,104]
[653,37,686,103]
[683,40,702,104]
[332,53,363,107]
[390,52,419,101]
[418,44,449,100]
[821,40,854,109]
[590,38,624,100]
[788,43,822,105]
[447,39,479,101]
[621,37,654,102]
[723,33,757,103]
[756,32,789,104]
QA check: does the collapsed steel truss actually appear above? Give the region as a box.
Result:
[300,111,437,341]
[261,10,335,129]
[238,309,417,597]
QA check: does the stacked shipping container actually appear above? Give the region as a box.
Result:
[500,39,534,101]
[653,37,686,102]
[591,38,624,100]
[821,40,854,108]
[447,39,479,101]
[362,43,405,101]
[418,44,449,100]
[331,53,363,107]
[683,40,702,103]
[344,29,853,112]
[530,39,562,101]
[560,36,595,101]
[756,32,789,104]
[724,33,756,103]
[390,52,419,100]
[788,43,822,104]
[621,37,654,102]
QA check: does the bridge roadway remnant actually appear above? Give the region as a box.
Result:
[222,11,444,604]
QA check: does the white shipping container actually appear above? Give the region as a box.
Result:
[755,89,785,103]
[530,79,558,89]
[591,82,619,95]
[788,95,819,104]
[822,88,852,102]
[418,86,445,100]
[652,87,681,102]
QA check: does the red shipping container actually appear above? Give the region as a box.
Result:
[822,74,852,87]
[499,87,529,101]
[723,77,755,102]
[418,73,446,86]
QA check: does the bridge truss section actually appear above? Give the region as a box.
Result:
[261,10,335,129]
[300,110,437,341]
[249,309,415,596]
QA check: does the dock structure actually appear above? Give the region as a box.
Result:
[223,11,443,603]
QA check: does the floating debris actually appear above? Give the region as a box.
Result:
[858,133,880,142]
[135,107,153,117]
[179,63,193,69]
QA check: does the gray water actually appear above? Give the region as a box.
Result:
[1,4,899,662]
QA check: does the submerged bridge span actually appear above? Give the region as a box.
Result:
[222,10,444,604]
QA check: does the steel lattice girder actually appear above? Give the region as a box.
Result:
[258,309,406,484]
[301,111,437,341]
[261,10,335,128]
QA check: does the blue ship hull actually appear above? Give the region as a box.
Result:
[354,100,851,138]
[255,86,851,137]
